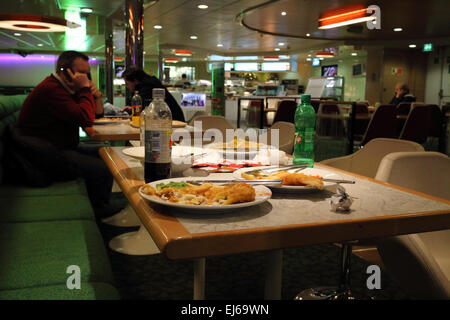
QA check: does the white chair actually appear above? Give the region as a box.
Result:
[261,121,295,154]
[374,151,450,299]
[296,138,425,300]
[321,138,424,178]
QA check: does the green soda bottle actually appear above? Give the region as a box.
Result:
[293,94,316,167]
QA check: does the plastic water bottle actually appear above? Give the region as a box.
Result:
[144,88,172,182]
[293,94,316,167]
[131,91,142,127]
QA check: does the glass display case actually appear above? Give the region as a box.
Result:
[305,76,344,100]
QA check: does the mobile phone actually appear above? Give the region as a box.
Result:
[61,66,74,82]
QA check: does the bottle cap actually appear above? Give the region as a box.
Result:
[153,88,165,99]
[300,94,311,104]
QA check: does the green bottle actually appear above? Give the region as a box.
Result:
[293,94,316,167]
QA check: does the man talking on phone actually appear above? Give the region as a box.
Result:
[15,50,121,218]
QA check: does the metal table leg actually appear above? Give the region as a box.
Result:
[264,249,283,300]
[194,258,206,300]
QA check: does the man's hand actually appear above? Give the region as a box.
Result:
[89,81,104,99]
[66,69,90,91]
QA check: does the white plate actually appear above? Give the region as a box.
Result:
[94,119,127,125]
[233,167,342,193]
[138,177,272,213]
[205,142,277,160]
[122,146,214,174]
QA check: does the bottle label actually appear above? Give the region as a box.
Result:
[145,130,172,163]
[295,128,314,152]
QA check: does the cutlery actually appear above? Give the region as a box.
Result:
[245,164,310,177]
[186,179,283,186]
[319,178,355,184]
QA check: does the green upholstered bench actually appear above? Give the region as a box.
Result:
[0,94,119,300]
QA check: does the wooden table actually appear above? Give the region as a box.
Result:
[100,146,450,299]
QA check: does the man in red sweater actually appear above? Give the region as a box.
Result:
[17,50,120,218]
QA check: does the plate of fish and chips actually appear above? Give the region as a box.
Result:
[138,177,272,213]
[233,167,343,193]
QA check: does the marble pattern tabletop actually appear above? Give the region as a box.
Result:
[116,147,450,235]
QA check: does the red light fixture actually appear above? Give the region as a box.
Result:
[315,51,335,58]
[318,7,376,29]
[0,13,80,32]
[174,49,192,56]
[165,58,179,63]
[263,56,279,61]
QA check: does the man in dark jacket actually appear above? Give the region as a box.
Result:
[389,83,416,106]
[123,66,185,122]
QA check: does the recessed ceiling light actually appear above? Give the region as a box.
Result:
[409,44,416,48]
[306,33,311,37]
[306,58,311,61]
[197,4,208,9]
[190,35,198,39]
[217,44,223,47]
[278,42,285,46]
[274,48,280,51]
[281,11,287,16]
[81,8,93,13]
[13,32,21,36]
[307,54,311,57]
[143,51,146,54]
[393,27,403,32]
[37,43,43,47]
[153,25,162,29]
[351,52,357,56]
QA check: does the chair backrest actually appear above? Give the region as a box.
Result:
[272,100,297,124]
[395,102,411,115]
[375,151,450,200]
[399,105,438,144]
[264,121,295,154]
[188,115,235,142]
[427,104,443,137]
[318,103,340,114]
[310,99,320,113]
[374,151,450,299]
[321,138,424,178]
[360,104,397,145]
[354,103,369,114]
[316,103,346,137]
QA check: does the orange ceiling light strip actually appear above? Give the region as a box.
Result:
[174,49,192,56]
[264,56,279,61]
[315,51,334,58]
[165,58,179,63]
[318,7,375,29]
[0,13,80,32]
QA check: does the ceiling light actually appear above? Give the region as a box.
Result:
[306,33,311,37]
[281,11,287,16]
[37,43,43,47]
[278,42,285,46]
[217,44,223,47]
[306,58,312,61]
[315,51,334,58]
[351,52,357,56]
[318,7,376,29]
[307,54,311,57]
[393,27,403,32]
[264,56,279,61]
[409,44,416,48]
[80,8,93,13]
[174,49,193,56]
[13,32,21,36]
[274,48,280,51]
[153,25,162,29]
[0,13,80,32]
[190,35,198,40]
[165,58,178,63]
[143,51,146,54]
[197,4,208,9]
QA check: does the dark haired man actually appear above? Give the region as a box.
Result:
[122,66,185,121]
[16,50,120,218]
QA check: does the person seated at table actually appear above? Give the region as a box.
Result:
[174,73,191,88]
[122,66,185,122]
[389,83,416,106]
[14,50,122,218]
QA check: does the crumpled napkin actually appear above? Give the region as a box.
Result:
[330,185,353,212]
